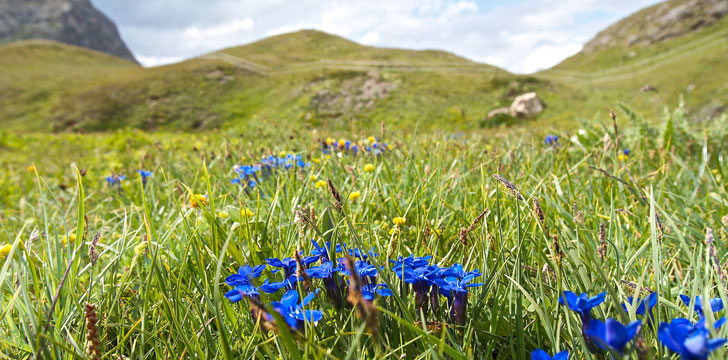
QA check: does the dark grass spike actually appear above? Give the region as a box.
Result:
[598,222,607,262]
[492,174,524,201]
[85,303,101,360]
[531,198,548,235]
[705,228,727,284]
[294,250,313,292]
[326,178,343,213]
[343,255,379,339]
[88,232,101,267]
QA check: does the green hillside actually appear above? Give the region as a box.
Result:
[0,30,555,132]
[2,2,727,134]
[539,1,728,122]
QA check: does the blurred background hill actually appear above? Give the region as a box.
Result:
[0,0,726,132]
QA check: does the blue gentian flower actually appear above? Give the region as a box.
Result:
[622,292,658,317]
[436,272,483,325]
[623,149,631,156]
[225,264,266,287]
[362,283,393,301]
[399,265,440,313]
[270,289,323,330]
[391,255,432,272]
[531,349,569,360]
[695,316,727,330]
[658,318,727,360]
[559,291,606,324]
[306,261,344,307]
[137,170,152,186]
[680,295,724,317]
[224,284,259,302]
[545,135,558,145]
[105,174,126,187]
[259,275,299,293]
[311,240,343,262]
[584,318,641,354]
[338,259,379,278]
[349,248,379,261]
[437,263,480,280]
[266,254,318,278]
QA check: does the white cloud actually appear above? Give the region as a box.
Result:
[92,0,664,73]
[183,18,254,39]
[136,55,187,67]
[360,31,380,45]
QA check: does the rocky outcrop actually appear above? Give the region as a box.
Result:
[510,92,544,118]
[0,0,137,63]
[582,0,728,53]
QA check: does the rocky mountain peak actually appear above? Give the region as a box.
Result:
[0,0,137,63]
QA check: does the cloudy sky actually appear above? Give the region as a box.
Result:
[91,0,661,74]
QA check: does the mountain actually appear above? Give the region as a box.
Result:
[582,0,728,53]
[541,0,728,122]
[2,30,549,132]
[0,0,137,63]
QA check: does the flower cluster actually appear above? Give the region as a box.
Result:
[223,240,482,331]
[556,291,726,358]
[321,137,389,157]
[231,154,309,189]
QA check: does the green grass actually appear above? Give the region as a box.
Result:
[2,101,728,358]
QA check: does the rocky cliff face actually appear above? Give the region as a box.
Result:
[0,0,137,63]
[582,0,728,53]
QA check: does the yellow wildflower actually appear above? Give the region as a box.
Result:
[326,137,335,146]
[393,217,406,226]
[278,151,288,158]
[349,191,361,201]
[364,163,375,172]
[312,157,321,164]
[310,174,318,181]
[218,211,229,219]
[338,139,346,149]
[26,164,36,173]
[190,194,208,208]
[367,136,376,143]
[315,180,327,189]
[62,234,76,245]
[134,241,148,256]
[618,154,629,162]
[241,208,254,218]
[0,244,12,258]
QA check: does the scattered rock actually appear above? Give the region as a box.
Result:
[308,72,396,117]
[487,107,510,119]
[509,92,544,118]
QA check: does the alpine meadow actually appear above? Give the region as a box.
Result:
[1,0,728,359]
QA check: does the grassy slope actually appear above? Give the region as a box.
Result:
[1,31,556,132]
[541,11,728,122]
[0,40,139,131]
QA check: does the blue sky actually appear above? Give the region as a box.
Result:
[92,0,662,73]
